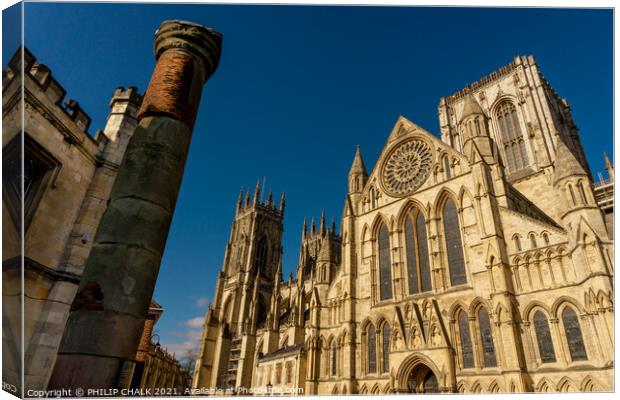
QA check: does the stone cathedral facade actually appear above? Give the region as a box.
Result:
[192,55,614,394]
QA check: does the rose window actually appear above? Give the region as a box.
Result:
[381,139,432,196]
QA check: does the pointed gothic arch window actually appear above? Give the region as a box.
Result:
[378,224,393,300]
[331,341,337,376]
[478,307,497,367]
[404,208,432,294]
[381,323,391,373]
[458,311,474,368]
[255,236,269,273]
[533,311,556,363]
[368,325,377,374]
[443,199,467,286]
[561,307,588,361]
[496,101,528,172]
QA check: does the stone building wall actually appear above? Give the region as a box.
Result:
[1,48,142,391]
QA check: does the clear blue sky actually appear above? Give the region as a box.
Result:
[10,4,613,361]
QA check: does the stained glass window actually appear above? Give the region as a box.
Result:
[417,213,432,292]
[382,323,391,373]
[562,307,587,361]
[478,307,497,367]
[368,325,377,374]
[533,311,556,363]
[443,199,467,286]
[458,312,474,368]
[405,209,432,294]
[379,225,393,300]
[496,101,528,172]
[405,218,419,295]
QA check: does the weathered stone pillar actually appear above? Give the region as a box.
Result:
[48,20,222,391]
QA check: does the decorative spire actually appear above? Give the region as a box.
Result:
[280,192,286,215]
[245,190,251,207]
[236,189,244,211]
[310,216,316,235]
[348,144,367,176]
[266,188,273,207]
[302,216,307,237]
[604,153,614,180]
[320,209,325,234]
[349,145,368,194]
[252,179,261,205]
[331,217,336,234]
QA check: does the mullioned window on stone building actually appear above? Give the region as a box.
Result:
[382,323,391,373]
[378,225,393,300]
[458,311,474,368]
[561,307,588,361]
[443,199,467,286]
[496,101,529,172]
[533,311,556,363]
[477,307,497,367]
[405,208,432,294]
[368,325,377,374]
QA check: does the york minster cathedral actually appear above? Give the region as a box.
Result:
[192,55,614,394]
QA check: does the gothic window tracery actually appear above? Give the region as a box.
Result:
[478,307,497,367]
[533,311,556,363]
[404,207,432,294]
[255,236,269,273]
[561,307,588,361]
[458,311,474,368]
[368,325,377,374]
[443,199,467,286]
[381,323,391,373]
[496,101,528,172]
[378,224,393,300]
[381,139,432,196]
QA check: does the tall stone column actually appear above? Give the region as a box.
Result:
[48,20,222,391]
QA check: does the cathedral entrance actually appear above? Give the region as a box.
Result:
[406,364,439,393]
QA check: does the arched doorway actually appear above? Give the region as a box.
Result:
[406,363,439,394]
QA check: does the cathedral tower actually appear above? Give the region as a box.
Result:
[193,181,284,392]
